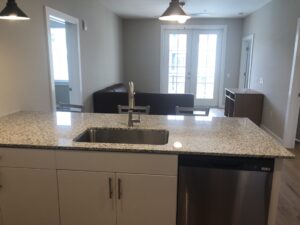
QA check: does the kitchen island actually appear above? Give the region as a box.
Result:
[0,112,294,225]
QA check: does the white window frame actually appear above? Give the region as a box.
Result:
[45,6,83,112]
[160,25,227,108]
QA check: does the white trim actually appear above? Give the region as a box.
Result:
[218,26,227,108]
[283,18,300,149]
[160,24,227,108]
[44,6,83,112]
[238,34,255,89]
[161,24,227,30]
[261,124,283,144]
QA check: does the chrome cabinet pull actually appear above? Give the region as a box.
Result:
[118,178,122,200]
[108,177,113,199]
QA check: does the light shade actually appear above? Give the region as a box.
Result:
[0,0,30,20]
[159,0,191,24]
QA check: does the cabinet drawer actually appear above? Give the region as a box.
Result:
[56,151,178,176]
[0,148,56,169]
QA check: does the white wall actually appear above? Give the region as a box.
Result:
[122,18,243,105]
[243,0,300,138]
[0,34,21,116]
[0,0,123,113]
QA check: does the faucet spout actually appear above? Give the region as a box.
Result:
[128,82,140,127]
[128,81,135,109]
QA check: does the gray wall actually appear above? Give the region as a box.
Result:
[0,0,123,114]
[123,18,243,105]
[243,0,300,138]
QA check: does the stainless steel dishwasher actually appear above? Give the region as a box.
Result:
[177,155,274,225]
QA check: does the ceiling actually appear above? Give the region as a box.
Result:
[99,0,272,19]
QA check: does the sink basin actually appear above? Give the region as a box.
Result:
[74,128,169,145]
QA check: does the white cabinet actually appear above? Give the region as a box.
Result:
[57,171,177,225]
[56,151,178,225]
[0,148,178,225]
[0,167,60,225]
[58,170,116,225]
[116,173,177,225]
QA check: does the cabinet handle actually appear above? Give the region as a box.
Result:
[118,178,122,200]
[108,177,113,199]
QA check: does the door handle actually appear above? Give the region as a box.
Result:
[108,177,113,199]
[118,178,122,200]
[69,87,73,91]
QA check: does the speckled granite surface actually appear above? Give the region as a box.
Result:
[226,88,262,95]
[0,112,294,158]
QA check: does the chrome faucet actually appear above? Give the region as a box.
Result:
[128,81,140,127]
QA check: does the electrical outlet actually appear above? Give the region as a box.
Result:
[259,77,264,85]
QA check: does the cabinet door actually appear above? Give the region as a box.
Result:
[57,170,116,225]
[0,168,60,225]
[116,173,177,225]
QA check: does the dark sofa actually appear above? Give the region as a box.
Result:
[93,83,194,115]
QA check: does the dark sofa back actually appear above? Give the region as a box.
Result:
[93,92,128,114]
[97,83,128,93]
[135,93,194,115]
[93,91,194,115]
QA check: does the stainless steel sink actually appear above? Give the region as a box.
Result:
[74,128,169,145]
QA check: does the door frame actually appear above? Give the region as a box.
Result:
[44,6,83,112]
[283,18,300,149]
[191,29,223,107]
[161,29,193,94]
[160,25,227,108]
[238,34,255,89]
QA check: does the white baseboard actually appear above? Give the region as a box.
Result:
[260,124,283,144]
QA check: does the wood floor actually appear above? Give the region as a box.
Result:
[276,144,300,225]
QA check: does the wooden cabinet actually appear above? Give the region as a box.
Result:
[224,88,264,125]
[0,168,60,225]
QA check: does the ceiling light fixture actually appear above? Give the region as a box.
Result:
[0,0,30,21]
[159,0,191,24]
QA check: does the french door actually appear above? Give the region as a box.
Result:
[162,28,223,107]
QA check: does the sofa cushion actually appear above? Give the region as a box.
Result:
[97,83,127,93]
[93,91,194,115]
[135,93,194,115]
[93,92,128,114]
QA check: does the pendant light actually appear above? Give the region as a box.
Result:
[159,0,190,24]
[0,0,30,20]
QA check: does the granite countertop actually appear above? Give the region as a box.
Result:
[226,88,263,95]
[0,112,294,159]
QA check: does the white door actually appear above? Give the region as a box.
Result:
[239,35,254,89]
[191,30,222,106]
[0,168,60,225]
[46,7,83,111]
[57,170,116,225]
[162,28,223,107]
[116,173,177,225]
[162,30,191,95]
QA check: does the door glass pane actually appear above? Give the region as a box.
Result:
[196,34,218,99]
[168,34,187,94]
[50,20,69,81]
